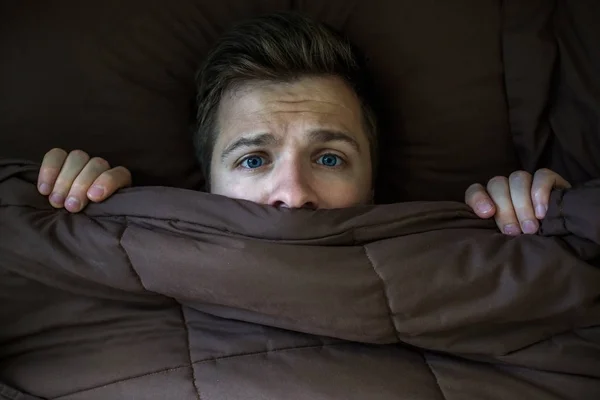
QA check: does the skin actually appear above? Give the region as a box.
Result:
[36,76,571,234]
[37,148,131,212]
[465,169,571,235]
[209,77,373,208]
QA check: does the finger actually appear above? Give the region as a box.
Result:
[464,183,496,218]
[508,171,538,234]
[486,176,521,235]
[87,166,132,202]
[64,157,111,213]
[531,168,572,219]
[48,150,90,208]
[38,148,68,195]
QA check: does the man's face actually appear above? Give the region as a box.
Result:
[210,76,373,209]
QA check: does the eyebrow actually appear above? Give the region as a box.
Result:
[219,129,361,162]
[308,129,361,152]
[221,133,280,161]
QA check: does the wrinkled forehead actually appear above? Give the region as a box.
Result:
[215,76,366,142]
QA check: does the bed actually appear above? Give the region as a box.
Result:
[1,1,599,399]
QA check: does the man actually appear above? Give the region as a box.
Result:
[36,12,570,235]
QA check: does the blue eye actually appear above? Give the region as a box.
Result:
[240,155,266,169]
[317,154,343,167]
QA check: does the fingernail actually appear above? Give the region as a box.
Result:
[476,200,494,214]
[504,224,521,235]
[38,183,51,195]
[49,192,65,205]
[522,219,538,234]
[65,197,80,212]
[88,185,105,199]
[535,204,547,219]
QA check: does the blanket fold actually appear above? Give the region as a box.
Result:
[2,159,599,350]
[1,159,600,399]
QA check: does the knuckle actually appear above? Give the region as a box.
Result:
[42,148,68,167]
[51,181,69,195]
[536,168,553,177]
[466,182,483,192]
[465,183,485,202]
[67,185,87,196]
[101,173,116,187]
[69,149,90,162]
[121,167,132,180]
[533,168,556,184]
[487,175,508,189]
[509,170,531,184]
[99,167,132,189]
[114,166,132,182]
[493,199,515,216]
[513,205,534,217]
[39,165,59,175]
[496,211,517,225]
[532,189,545,202]
[90,157,110,169]
[48,148,68,158]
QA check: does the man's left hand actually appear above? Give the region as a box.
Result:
[465,169,571,235]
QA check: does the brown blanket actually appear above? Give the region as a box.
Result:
[1,159,600,399]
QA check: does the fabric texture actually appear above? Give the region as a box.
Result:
[546,0,600,183]
[503,0,600,184]
[2,1,600,399]
[1,160,600,399]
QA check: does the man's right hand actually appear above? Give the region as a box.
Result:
[37,148,132,213]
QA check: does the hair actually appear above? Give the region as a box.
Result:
[193,11,378,189]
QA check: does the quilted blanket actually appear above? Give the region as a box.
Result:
[1,160,599,399]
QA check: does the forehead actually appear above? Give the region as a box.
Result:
[215,76,365,142]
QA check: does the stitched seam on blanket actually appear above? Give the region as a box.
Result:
[179,306,202,400]
[422,353,448,400]
[0,203,486,243]
[363,245,400,341]
[0,382,35,400]
[52,365,190,399]
[193,341,353,365]
[117,221,146,290]
[52,342,353,398]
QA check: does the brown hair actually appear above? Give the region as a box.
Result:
[193,12,378,189]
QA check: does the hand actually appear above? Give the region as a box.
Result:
[37,148,132,213]
[465,169,571,235]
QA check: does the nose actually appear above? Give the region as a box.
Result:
[268,163,319,209]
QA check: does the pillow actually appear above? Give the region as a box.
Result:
[547,0,600,183]
[0,0,290,189]
[502,0,600,185]
[0,0,565,202]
